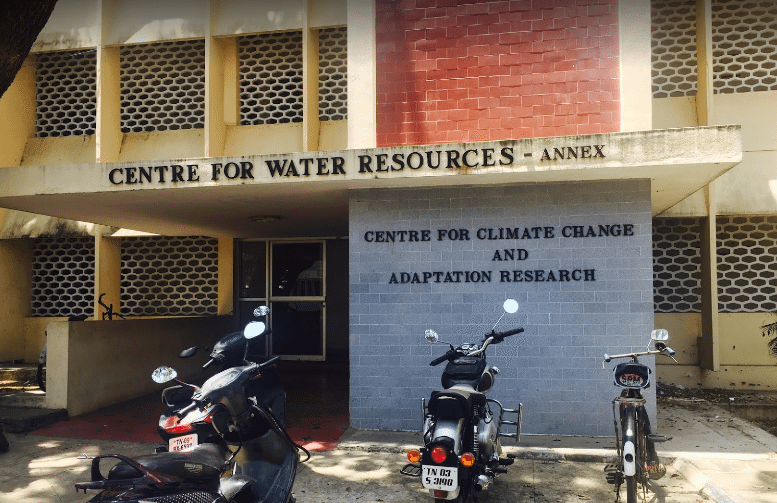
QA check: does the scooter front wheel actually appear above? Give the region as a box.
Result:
[36,363,45,391]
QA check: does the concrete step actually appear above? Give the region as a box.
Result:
[0,363,38,384]
[0,388,67,433]
[0,405,67,433]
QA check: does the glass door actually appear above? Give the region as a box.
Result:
[269,241,325,360]
[237,240,326,361]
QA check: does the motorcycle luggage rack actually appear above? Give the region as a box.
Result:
[401,463,422,477]
[495,400,523,443]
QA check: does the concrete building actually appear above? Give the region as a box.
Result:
[0,0,771,436]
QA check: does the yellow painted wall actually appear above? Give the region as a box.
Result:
[23,317,63,364]
[657,91,777,217]
[21,136,97,166]
[319,120,348,152]
[46,315,235,415]
[223,124,304,157]
[655,312,777,390]
[118,130,205,163]
[0,240,32,361]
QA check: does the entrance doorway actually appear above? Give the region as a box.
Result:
[238,240,325,360]
[237,239,348,363]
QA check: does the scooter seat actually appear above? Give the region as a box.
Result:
[429,386,486,419]
[108,443,228,482]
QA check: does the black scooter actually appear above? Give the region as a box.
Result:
[402,299,524,502]
[75,317,304,503]
[157,306,286,451]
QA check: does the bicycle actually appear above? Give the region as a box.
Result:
[36,294,123,391]
[602,329,676,503]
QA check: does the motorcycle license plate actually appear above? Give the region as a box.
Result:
[169,433,198,452]
[421,465,458,491]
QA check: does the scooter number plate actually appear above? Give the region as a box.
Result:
[169,433,198,452]
[421,466,458,491]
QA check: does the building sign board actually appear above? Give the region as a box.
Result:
[106,143,607,186]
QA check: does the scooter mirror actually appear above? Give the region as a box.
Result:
[425,329,439,344]
[178,346,198,359]
[650,329,669,341]
[244,321,266,339]
[152,366,177,384]
[503,299,519,314]
[253,305,270,317]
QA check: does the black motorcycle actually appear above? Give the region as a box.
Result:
[402,299,524,502]
[157,306,286,451]
[75,317,304,503]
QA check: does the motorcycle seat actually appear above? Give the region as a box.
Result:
[108,443,228,482]
[429,385,486,419]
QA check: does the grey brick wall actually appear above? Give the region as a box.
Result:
[348,180,654,436]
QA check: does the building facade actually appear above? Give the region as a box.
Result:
[0,0,772,436]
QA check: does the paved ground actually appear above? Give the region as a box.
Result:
[1,398,776,503]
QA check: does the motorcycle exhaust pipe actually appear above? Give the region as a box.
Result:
[475,474,492,491]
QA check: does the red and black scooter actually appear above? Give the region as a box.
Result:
[75,312,305,503]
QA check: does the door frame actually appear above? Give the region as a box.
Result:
[237,238,327,361]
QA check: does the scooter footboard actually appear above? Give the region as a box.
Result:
[231,408,298,503]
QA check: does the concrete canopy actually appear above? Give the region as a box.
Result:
[0,126,741,238]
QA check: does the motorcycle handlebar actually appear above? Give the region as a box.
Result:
[493,327,524,342]
[430,351,455,366]
[175,401,198,418]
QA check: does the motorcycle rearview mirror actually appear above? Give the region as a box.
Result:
[253,305,270,317]
[425,329,439,344]
[178,346,199,359]
[244,321,266,340]
[651,329,669,341]
[152,366,178,384]
[491,298,520,331]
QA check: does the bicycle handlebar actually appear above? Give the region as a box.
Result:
[603,347,676,363]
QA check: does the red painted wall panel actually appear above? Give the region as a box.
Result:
[376,0,620,147]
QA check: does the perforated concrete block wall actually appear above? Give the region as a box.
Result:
[348,180,654,436]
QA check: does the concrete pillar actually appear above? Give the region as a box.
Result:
[618,0,652,132]
[699,184,720,370]
[0,240,32,361]
[206,2,237,157]
[696,0,714,126]
[303,26,321,152]
[94,232,121,320]
[347,0,376,148]
[96,45,122,163]
[218,237,234,315]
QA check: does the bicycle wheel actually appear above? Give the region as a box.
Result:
[621,406,640,503]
